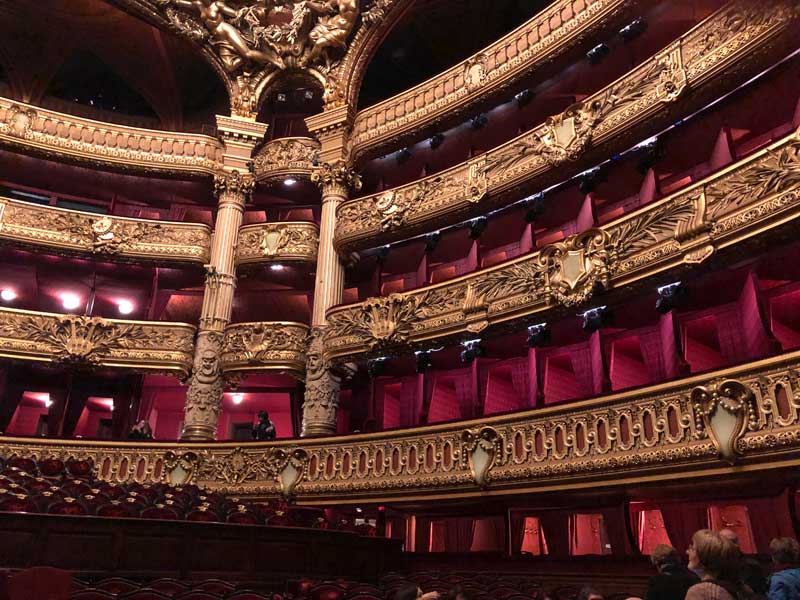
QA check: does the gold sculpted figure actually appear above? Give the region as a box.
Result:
[304,0,359,69]
[163,0,285,72]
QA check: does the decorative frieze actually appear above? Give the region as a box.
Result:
[0,97,223,176]
[348,0,638,162]
[0,308,195,375]
[325,130,800,360]
[3,349,800,501]
[336,1,799,252]
[252,137,320,184]
[0,197,211,264]
[236,222,319,266]
[221,321,309,378]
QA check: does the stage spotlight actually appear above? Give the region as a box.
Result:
[524,194,545,223]
[117,300,134,315]
[460,339,484,363]
[397,147,412,163]
[656,281,686,313]
[429,133,445,149]
[580,306,612,332]
[619,17,647,42]
[586,43,610,64]
[0,289,17,302]
[579,167,605,193]
[469,217,487,239]
[527,323,550,348]
[367,357,388,378]
[424,232,441,253]
[515,89,534,107]
[415,351,432,373]
[61,293,81,311]
[470,113,488,129]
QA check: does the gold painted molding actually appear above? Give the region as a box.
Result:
[236,221,319,266]
[326,128,800,359]
[0,197,211,265]
[0,98,223,176]
[221,321,310,378]
[0,308,196,376]
[348,0,639,163]
[337,1,800,252]
[2,349,800,502]
[252,137,320,184]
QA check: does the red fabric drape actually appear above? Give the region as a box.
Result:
[745,491,796,553]
[660,502,708,553]
[539,511,571,557]
[570,513,611,555]
[444,517,475,552]
[429,521,446,552]
[708,505,756,554]
[519,516,548,555]
[637,509,673,555]
[470,517,505,552]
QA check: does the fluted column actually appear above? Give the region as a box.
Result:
[181,115,267,441]
[302,161,361,437]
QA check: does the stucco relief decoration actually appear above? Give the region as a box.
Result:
[184,332,226,436]
[461,426,501,488]
[224,323,308,363]
[654,46,687,102]
[9,315,145,366]
[253,138,320,179]
[538,228,614,307]
[330,293,423,351]
[2,104,37,138]
[311,159,362,195]
[463,54,487,92]
[536,100,603,166]
[157,0,375,112]
[303,327,340,434]
[691,379,757,463]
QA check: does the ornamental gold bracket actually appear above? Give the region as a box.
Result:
[461,426,501,488]
[691,379,756,464]
[163,450,201,485]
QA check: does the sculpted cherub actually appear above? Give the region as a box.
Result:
[161,0,285,72]
[304,0,359,69]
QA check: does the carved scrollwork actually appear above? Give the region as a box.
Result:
[183,332,226,440]
[538,228,614,307]
[252,137,320,183]
[691,379,756,463]
[214,170,255,201]
[311,160,362,197]
[461,426,501,488]
[221,321,309,377]
[303,326,341,437]
[1,104,36,138]
[237,222,319,265]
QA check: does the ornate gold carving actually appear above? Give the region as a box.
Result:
[214,169,255,200]
[183,332,225,441]
[0,198,211,264]
[311,159,362,197]
[252,137,320,183]
[237,221,319,265]
[691,379,755,463]
[337,1,798,252]
[0,308,194,374]
[302,327,340,437]
[222,321,309,377]
[539,229,614,307]
[0,97,223,176]
[4,350,800,501]
[326,131,800,360]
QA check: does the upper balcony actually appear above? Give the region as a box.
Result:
[325,128,800,360]
[337,1,800,253]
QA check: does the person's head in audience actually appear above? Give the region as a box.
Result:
[650,544,682,572]
[395,584,439,600]
[447,586,470,600]
[719,528,739,546]
[770,537,800,570]
[689,529,741,583]
[576,586,604,600]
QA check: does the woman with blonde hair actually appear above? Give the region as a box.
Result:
[685,529,749,600]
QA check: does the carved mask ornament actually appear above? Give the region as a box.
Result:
[691,379,755,463]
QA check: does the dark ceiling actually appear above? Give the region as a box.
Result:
[358,0,554,109]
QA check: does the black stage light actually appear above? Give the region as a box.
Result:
[524,194,545,223]
[619,18,647,42]
[581,306,613,332]
[469,217,488,239]
[515,89,534,107]
[470,113,489,129]
[429,133,445,149]
[415,351,432,373]
[527,323,551,348]
[460,339,484,363]
[656,281,686,314]
[367,357,388,378]
[586,43,610,65]
[397,147,412,163]
[425,232,441,253]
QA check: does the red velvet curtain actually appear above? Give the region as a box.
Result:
[519,516,548,555]
[444,517,475,552]
[708,505,757,554]
[470,516,505,552]
[637,509,673,555]
[659,502,708,553]
[540,510,571,557]
[745,491,796,553]
[429,520,446,552]
[570,513,611,555]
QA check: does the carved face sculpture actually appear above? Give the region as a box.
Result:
[197,350,220,381]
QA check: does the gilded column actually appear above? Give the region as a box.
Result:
[181,116,267,441]
[302,161,361,437]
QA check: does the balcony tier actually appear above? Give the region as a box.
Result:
[336,1,800,252]
[222,321,310,378]
[2,348,799,502]
[236,222,319,267]
[0,98,223,176]
[349,0,638,163]
[326,129,800,360]
[0,308,195,376]
[0,197,211,265]
[252,138,320,184]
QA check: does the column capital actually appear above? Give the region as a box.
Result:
[216,114,268,171]
[305,104,354,165]
[311,160,362,199]
[214,170,255,203]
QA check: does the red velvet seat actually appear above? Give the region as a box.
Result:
[346,585,382,596]
[225,592,271,600]
[119,590,172,600]
[66,459,94,480]
[96,501,137,518]
[288,579,315,598]
[37,458,66,478]
[8,566,71,600]
[141,505,181,520]
[95,578,140,595]
[344,595,384,600]
[191,580,235,595]
[148,579,190,597]
[70,591,116,600]
[61,481,92,498]
[0,495,37,513]
[47,498,88,516]
[227,510,261,525]
[7,458,36,474]
[310,584,346,600]
[174,593,222,600]
[186,508,219,522]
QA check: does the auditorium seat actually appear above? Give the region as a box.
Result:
[310,583,346,600]
[173,591,224,600]
[147,580,190,597]
[95,578,140,595]
[8,566,72,600]
[118,590,172,600]
[71,591,116,600]
[190,580,235,595]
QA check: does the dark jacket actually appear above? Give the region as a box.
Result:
[252,419,276,440]
[767,567,800,600]
[645,563,700,600]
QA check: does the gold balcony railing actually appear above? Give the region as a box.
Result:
[0,308,196,376]
[326,128,800,360]
[349,0,638,163]
[337,1,799,252]
[252,137,320,184]
[2,349,800,502]
[222,321,310,378]
[236,222,319,266]
[0,197,211,264]
[0,98,223,176]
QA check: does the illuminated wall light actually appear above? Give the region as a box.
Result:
[0,289,17,301]
[284,177,297,186]
[232,393,244,405]
[61,293,81,310]
[117,300,134,315]
[270,263,285,272]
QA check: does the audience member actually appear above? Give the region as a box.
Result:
[576,587,604,600]
[128,419,153,440]
[767,537,800,600]
[252,410,277,441]
[395,584,439,600]
[645,544,699,600]
[719,528,767,596]
[447,586,471,600]
[685,529,747,600]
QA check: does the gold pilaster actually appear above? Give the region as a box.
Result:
[181,116,267,441]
